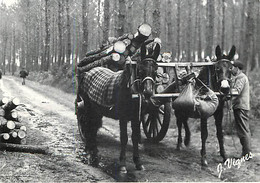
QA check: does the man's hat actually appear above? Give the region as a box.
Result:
[232,60,244,70]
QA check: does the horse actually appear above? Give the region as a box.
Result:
[174,45,236,166]
[77,43,160,173]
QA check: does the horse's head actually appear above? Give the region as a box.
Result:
[137,43,160,98]
[213,45,236,94]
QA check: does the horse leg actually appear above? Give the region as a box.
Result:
[214,107,227,161]
[84,106,102,167]
[175,113,183,150]
[131,119,145,171]
[200,118,208,166]
[183,117,190,147]
[119,119,128,173]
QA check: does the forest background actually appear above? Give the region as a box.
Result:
[0,0,260,119]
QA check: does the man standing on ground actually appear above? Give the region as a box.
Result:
[231,60,252,157]
[19,67,29,85]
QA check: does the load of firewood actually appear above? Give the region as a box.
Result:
[0,97,27,144]
[77,23,152,73]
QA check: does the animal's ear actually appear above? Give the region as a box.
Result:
[141,44,147,60]
[227,45,236,60]
[215,45,222,60]
[152,43,160,61]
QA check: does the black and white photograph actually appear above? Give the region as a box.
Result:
[0,0,259,182]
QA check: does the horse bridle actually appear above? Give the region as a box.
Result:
[213,59,232,84]
[131,58,157,88]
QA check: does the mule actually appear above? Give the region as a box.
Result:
[77,43,160,173]
[174,45,236,166]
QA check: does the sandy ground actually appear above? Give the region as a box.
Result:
[0,75,259,182]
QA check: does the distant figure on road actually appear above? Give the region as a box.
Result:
[19,67,29,85]
[0,69,2,79]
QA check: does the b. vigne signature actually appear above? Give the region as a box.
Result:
[217,152,253,179]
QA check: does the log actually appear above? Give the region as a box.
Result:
[17,130,26,139]
[0,108,5,116]
[0,133,10,140]
[13,121,27,132]
[0,142,49,154]
[9,131,18,138]
[77,53,122,73]
[0,116,7,126]
[78,46,113,67]
[84,34,133,58]
[4,110,18,121]
[0,97,8,106]
[2,98,20,111]
[79,24,150,68]
[10,128,26,139]
[20,126,27,132]
[6,121,16,130]
[20,138,26,145]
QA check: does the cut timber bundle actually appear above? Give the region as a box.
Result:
[0,97,29,146]
[77,53,123,73]
[84,33,134,58]
[77,23,152,71]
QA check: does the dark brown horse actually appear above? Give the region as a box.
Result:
[174,45,236,166]
[77,43,160,173]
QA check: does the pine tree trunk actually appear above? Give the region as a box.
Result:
[176,0,181,61]
[44,0,50,71]
[206,0,215,57]
[143,0,148,23]
[244,0,255,73]
[127,0,134,33]
[152,0,161,38]
[239,0,246,56]
[221,0,225,49]
[198,0,202,61]
[166,0,173,54]
[102,0,110,45]
[81,0,88,58]
[2,25,8,75]
[187,0,192,62]
[12,24,16,75]
[66,0,71,64]
[117,0,126,37]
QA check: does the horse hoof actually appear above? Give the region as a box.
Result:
[119,166,127,174]
[136,164,145,171]
[201,158,208,167]
[176,144,182,151]
[184,137,190,147]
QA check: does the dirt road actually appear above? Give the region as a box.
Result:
[0,76,259,182]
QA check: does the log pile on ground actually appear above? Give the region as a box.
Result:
[0,97,49,154]
[0,97,27,144]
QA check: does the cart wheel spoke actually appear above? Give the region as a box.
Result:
[156,113,163,127]
[159,108,164,115]
[142,102,171,142]
[144,114,152,132]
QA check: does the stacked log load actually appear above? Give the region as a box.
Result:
[77,23,152,73]
[0,97,27,144]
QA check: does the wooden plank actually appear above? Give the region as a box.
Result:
[132,91,238,99]
[126,61,214,67]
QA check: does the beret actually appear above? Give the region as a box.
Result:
[232,60,244,70]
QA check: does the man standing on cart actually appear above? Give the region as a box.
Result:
[231,60,252,158]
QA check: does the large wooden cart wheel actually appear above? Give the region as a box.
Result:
[141,101,171,142]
